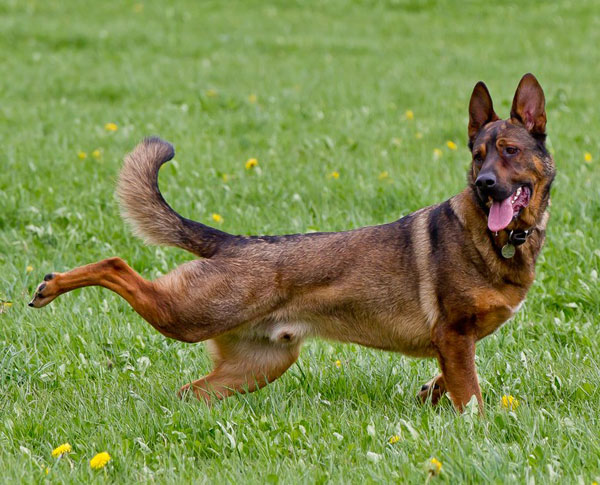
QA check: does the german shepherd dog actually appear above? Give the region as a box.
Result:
[29,74,555,412]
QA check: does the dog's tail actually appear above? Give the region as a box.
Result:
[117,137,233,258]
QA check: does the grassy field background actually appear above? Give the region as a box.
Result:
[1,0,599,482]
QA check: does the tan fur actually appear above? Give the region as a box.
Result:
[117,140,178,248]
[30,74,555,413]
[411,207,440,328]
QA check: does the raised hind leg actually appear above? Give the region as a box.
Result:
[30,256,286,346]
[178,333,301,404]
[28,257,184,339]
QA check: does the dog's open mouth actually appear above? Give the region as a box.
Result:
[487,185,531,232]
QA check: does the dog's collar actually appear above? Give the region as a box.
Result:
[495,228,533,259]
[507,229,531,246]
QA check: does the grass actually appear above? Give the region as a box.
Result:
[1,0,599,482]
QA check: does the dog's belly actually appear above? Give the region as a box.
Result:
[246,308,435,358]
[312,313,435,357]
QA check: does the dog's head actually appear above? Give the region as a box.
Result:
[467,74,556,232]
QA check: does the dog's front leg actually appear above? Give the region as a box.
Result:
[417,373,447,405]
[432,324,483,413]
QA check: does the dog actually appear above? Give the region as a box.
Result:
[29,74,555,412]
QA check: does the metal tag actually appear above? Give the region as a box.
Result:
[501,243,516,259]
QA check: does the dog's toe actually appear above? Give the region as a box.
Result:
[177,384,191,400]
[417,375,447,405]
[417,386,430,404]
[36,282,46,296]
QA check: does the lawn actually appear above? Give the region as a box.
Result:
[1,0,599,482]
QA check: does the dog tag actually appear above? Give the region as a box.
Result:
[501,243,516,259]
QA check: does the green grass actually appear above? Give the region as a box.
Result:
[1,0,599,482]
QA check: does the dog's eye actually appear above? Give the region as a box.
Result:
[504,146,519,156]
[473,154,484,164]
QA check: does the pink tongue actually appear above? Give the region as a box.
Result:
[488,197,514,232]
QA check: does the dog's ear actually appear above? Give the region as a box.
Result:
[510,73,546,136]
[468,81,499,142]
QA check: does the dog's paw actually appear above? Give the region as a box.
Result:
[28,273,59,308]
[417,374,446,405]
[178,382,212,404]
[177,384,193,400]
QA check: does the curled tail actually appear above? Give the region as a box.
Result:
[117,137,232,258]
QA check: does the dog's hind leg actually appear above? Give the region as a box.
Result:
[178,334,301,404]
[28,257,181,338]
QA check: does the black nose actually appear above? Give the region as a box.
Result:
[475,172,496,189]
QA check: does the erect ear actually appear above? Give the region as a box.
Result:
[510,73,546,136]
[468,81,499,141]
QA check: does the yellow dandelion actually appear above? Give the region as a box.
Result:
[328,171,340,180]
[90,451,111,470]
[584,152,592,163]
[388,435,400,444]
[51,443,72,458]
[45,467,49,475]
[3,302,12,307]
[433,148,443,158]
[446,141,458,151]
[26,265,33,273]
[335,360,342,368]
[206,89,218,97]
[415,132,423,139]
[211,213,223,224]
[378,171,389,180]
[77,151,87,160]
[429,457,442,474]
[248,93,257,104]
[405,110,414,120]
[501,394,519,409]
[221,173,229,182]
[245,158,258,170]
[104,122,118,132]
[92,149,101,159]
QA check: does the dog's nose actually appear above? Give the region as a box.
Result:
[475,172,496,189]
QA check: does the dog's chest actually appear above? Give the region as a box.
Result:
[468,285,529,340]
